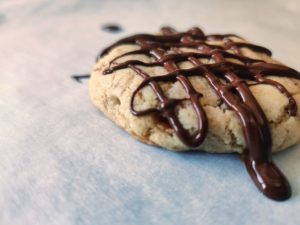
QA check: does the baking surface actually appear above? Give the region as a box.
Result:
[0,0,300,224]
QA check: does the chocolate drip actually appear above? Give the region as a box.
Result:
[101,27,300,201]
[72,74,90,83]
[101,24,123,33]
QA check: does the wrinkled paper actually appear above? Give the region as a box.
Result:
[0,0,300,224]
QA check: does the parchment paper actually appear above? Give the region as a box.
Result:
[1,0,300,224]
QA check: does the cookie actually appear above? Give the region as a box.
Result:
[89,27,300,200]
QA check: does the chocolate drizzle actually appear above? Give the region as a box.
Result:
[72,74,90,83]
[101,24,123,33]
[101,27,300,201]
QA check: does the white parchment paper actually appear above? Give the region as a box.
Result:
[0,0,300,224]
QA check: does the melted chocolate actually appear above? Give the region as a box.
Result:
[72,74,90,83]
[101,24,123,33]
[101,27,300,201]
